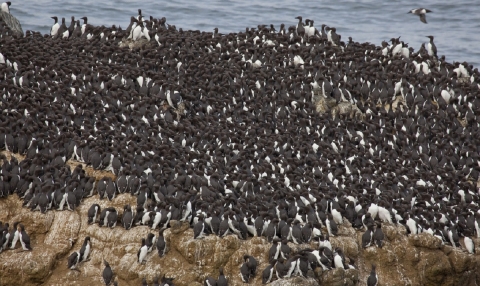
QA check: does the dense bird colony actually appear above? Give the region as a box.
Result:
[1,4,480,285]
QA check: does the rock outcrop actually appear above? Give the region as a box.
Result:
[1,165,479,286]
[0,11,23,36]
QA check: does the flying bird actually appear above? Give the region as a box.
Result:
[408,8,432,24]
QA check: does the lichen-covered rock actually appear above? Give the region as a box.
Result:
[420,251,453,285]
[448,249,474,273]
[330,235,359,259]
[319,268,359,286]
[313,94,365,120]
[270,277,320,286]
[169,220,190,234]
[409,232,442,249]
[118,38,152,50]
[383,224,407,241]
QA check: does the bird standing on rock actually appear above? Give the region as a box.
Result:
[373,222,385,248]
[240,255,258,283]
[56,17,69,39]
[50,16,60,37]
[367,264,378,286]
[157,228,167,257]
[295,16,304,37]
[80,16,88,35]
[88,204,100,224]
[79,236,91,262]
[1,1,11,13]
[217,267,228,286]
[122,204,134,230]
[67,251,80,271]
[102,260,114,285]
[426,35,437,58]
[18,224,32,251]
[138,238,148,264]
[262,260,275,284]
[8,221,20,249]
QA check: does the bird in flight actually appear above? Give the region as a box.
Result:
[408,8,432,24]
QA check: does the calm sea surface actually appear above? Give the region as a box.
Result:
[9,0,480,67]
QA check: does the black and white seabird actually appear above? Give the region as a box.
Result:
[79,236,91,262]
[18,224,32,251]
[57,17,69,39]
[362,212,375,230]
[426,35,437,58]
[67,16,75,36]
[318,247,333,270]
[367,264,378,286]
[408,8,432,24]
[448,225,461,248]
[241,255,258,282]
[8,222,19,250]
[122,204,134,230]
[282,255,300,278]
[333,248,347,269]
[88,204,100,224]
[319,234,332,251]
[80,16,88,35]
[362,224,374,248]
[262,260,275,284]
[373,222,385,248]
[67,251,81,271]
[325,213,338,236]
[50,16,60,37]
[464,236,475,254]
[102,260,114,285]
[145,233,156,253]
[326,27,340,46]
[268,238,281,263]
[295,16,305,37]
[1,1,11,13]
[194,214,207,239]
[217,267,228,286]
[137,238,148,264]
[156,229,167,257]
[240,262,251,283]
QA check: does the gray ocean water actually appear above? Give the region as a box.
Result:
[9,0,480,67]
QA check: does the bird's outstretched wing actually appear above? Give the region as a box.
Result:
[419,14,427,24]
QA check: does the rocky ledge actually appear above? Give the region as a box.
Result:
[0,166,479,286]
